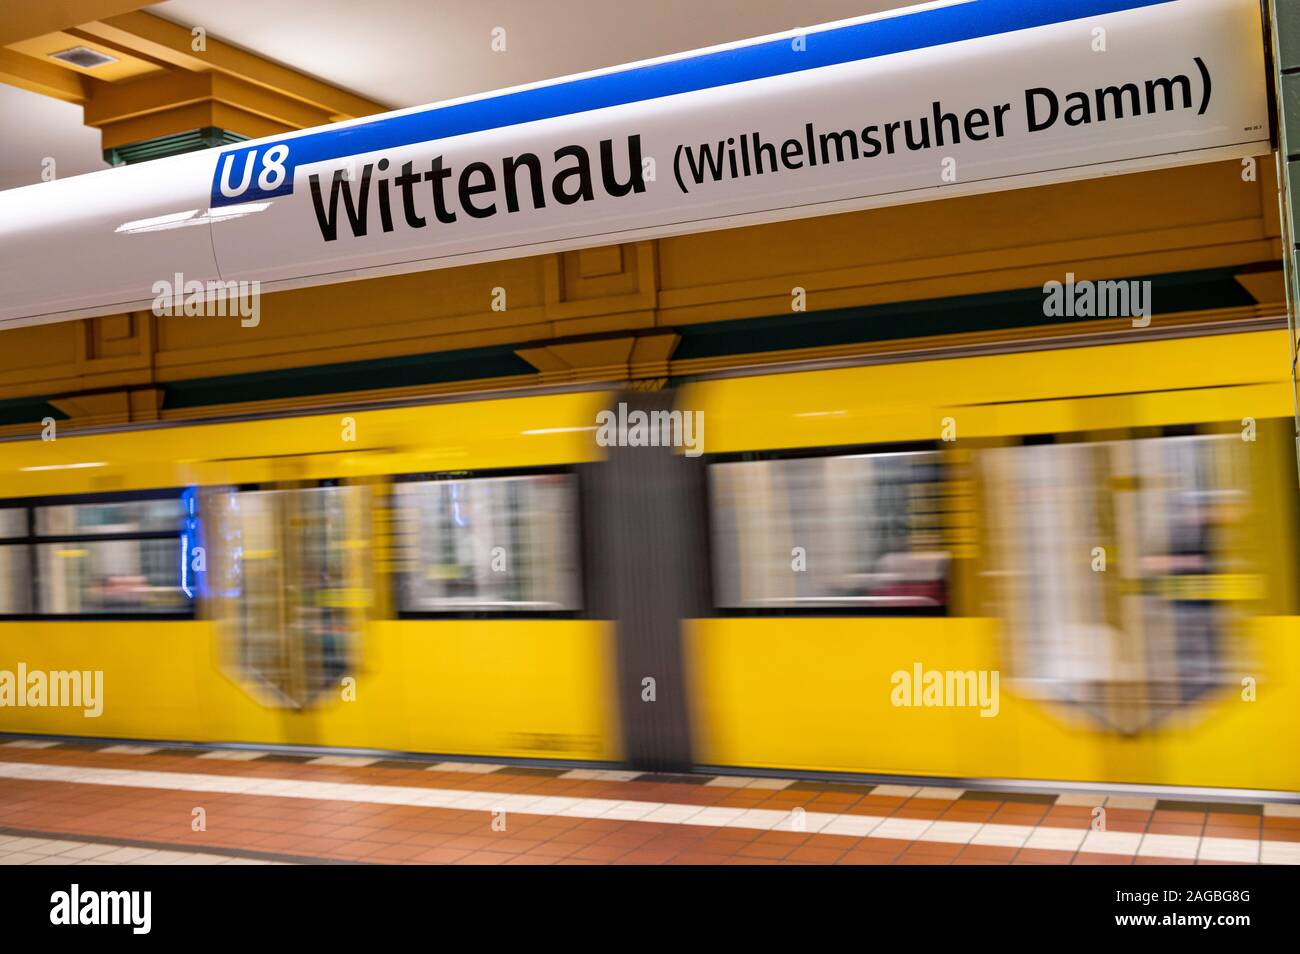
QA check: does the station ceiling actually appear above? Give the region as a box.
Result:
[0,0,906,191]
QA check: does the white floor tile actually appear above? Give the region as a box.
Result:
[640,805,703,824]
[558,769,642,782]
[60,842,122,860]
[800,813,842,834]
[870,785,921,798]
[917,821,982,844]
[679,808,742,827]
[970,823,1032,848]
[429,762,502,774]
[197,750,268,761]
[1105,796,1157,810]
[915,787,964,801]
[1023,826,1087,852]
[1055,793,1108,808]
[1198,837,1260,863]
[1262,803,1300,818]
[722,808,791,830]
[1136,833,1200,859]
[156,853,228,865]
[601,801,665,821]
[1080,830,1141,855]
[4,841,84,863]
[24,840,82,857]
[869,817,932,840]
[1260,840,1300,864]
[819,815,884,837]
[555,798,622,817]
[96,846,161,863]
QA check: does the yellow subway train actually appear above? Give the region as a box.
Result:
[1,326,1298,793]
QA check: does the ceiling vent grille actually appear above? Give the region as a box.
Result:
[48,46,118,69]
[104,127,249,166]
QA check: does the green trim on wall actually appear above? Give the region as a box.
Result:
[672,266,1260,361]
[161,344,537,409]
[0,397,65,427]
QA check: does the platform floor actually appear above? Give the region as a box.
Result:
[1,740,1297,865]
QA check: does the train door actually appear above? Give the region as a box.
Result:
[206,482,374,710]
[981,431,1255,738]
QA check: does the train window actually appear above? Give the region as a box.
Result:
[0,508,26,538]
[0,545,32,614]
[394,472,581,613]
[982,434,1256,732]
[709,450,949,612]
[0,509,28,612]
[0,493,191,618]
[35,498,183,536]
[206,484,371,707]
[35,540,188,615]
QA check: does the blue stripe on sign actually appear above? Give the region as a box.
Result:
[209,0,1173,207]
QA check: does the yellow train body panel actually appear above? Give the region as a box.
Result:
[0,390,608,498]
[0,620,621,763]
[684,617,1300,790]
[681,329,1293,450]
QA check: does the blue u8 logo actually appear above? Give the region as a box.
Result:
[211,143,295,207]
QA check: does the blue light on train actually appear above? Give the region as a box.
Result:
[451,482,466,528]
[180,486,205,600]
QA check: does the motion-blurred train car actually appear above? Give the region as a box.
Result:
[0,392,621,762]
[2,326,1297,792]
[684,328,1299,791]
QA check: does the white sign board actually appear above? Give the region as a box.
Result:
[0,0,1271,328]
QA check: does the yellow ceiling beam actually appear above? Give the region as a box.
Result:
[0,0,155,46]
[0,46,89,103]
[85,70,333,135]
[97,100,300,150]
[2,8,383,153]
[82,11,388,120]
[80,67,212,123]
[9,30,164,83]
